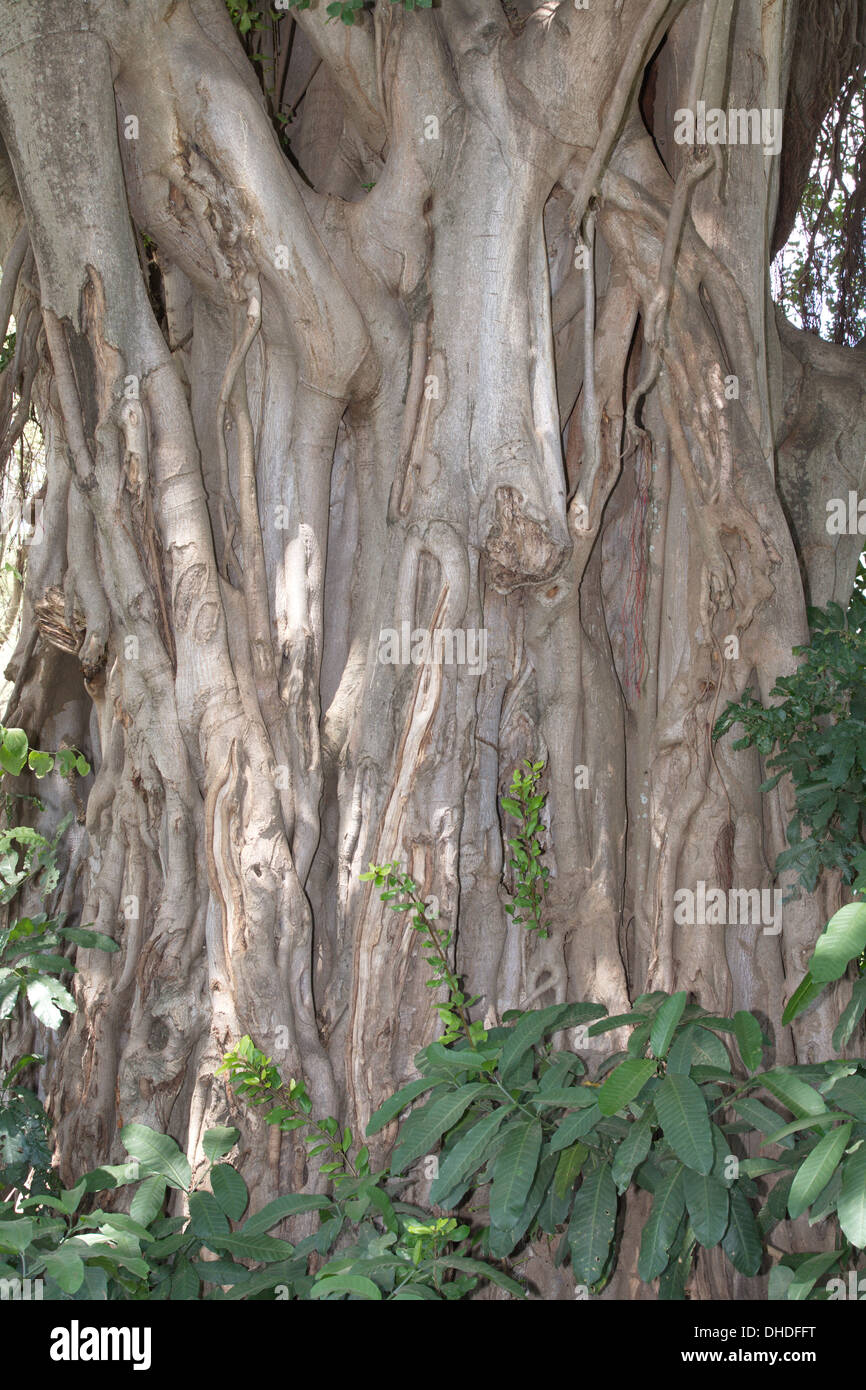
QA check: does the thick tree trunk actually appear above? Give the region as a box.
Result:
[1,0,864,1297]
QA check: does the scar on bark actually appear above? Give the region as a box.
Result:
[484,486,568,593]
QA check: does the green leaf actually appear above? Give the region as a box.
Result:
[242,1193,332,1236]
[549,1104,601,1151]
[597,1057,657,1116]
[649,991,687,1059]
[27,750,53,778]
[638,1166,684,1282]
[211,1164,248,1222]
[554,1142,589,1199]
[170,1257,200,1299]
[121,1122,191,1190]
[611,1110,655,1194]
[366,1077,448,1137]
[0,1217,33,1252]
[499,1002,604,1084]
[0,728,28,776]
[430,1105,514,1206]
[786,1249,846,1300]
[782,973,823,1026]
[682,1168,729,1248]
[722,1184,762,1276]
[58,926,120,952]
[188,1190,231,1240]
[390,1083,489,1175]
[833,977,866,1052]
[42,1246,85,1294]
[760,1069,828,1118]
[837,1143,866,1247]
[732,1097,793,1148]
[787,1123,852,1220]
[129,1175,166,1227]
[211,1232,296,1263]
[25,977,76,1028]
[435,1256,525,1298]
[810,902,866,983]
[489,1119,543,1232]
[568,1162,617,1284]
[654,1073,713,1175]
[202,1125,240,1163]
[310,1273,382,1300]
[733,1011,764,1072]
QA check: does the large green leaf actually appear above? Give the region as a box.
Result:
[682,1168,729,1248]
[58,926,120,953]
[129,1175,166,1228]
[637,1166,684,1283]
[212,1232,296,1263]
[837,1143,866,1247]
[731,1097,793,1148]
[188,1190,231,1240]
[499,1002,604,1084]
[781,972,823,1027]
[654,1073,713,1174]
[649,991,687,1059]
[733,1011,764,1072]
[760,1069,827,1118]
[611,1110,655,1194]
[430,1105,513,1206]
[242,1193,332,1236]
[0,1217,33,1252]
[554,1142,589,1199]
[833,977,866,1052]
[42,1245,85,1294]
[597,1058,657,1117]
[0,727,28,776]
[787,1123,852,1220]
[675,1023,732,1074]
[25,977,75,1029]
[721,1184,761,1276]
[549,1104,600,1151]
[488,1152,558,1258]
[121,1123,191,1190]
[310,1273,382,1300]
[170,1257,200,1300]
[786,1249,846,1300]
[810,902,866,983]
[390,1083,489,1175]
[211,1164,248,1222]
[366,1077,449,1139]
[568,1161,617,1285]
[824,1073,866,1120]
[489,1119,543,1232]
[435,1256,525,1298]
[202,1126,239,1163]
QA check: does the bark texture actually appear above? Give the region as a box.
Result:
[0,0,864,1298]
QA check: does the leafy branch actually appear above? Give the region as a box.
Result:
[501,760,551,938]
[360,861,485,1049]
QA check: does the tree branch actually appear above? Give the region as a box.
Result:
[291,4,388,153]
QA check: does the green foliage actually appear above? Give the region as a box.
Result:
[0,729,109,1198]
[217,1035,521,1300]
[368,986,866,1299]
[714,596,866,898]
[715,597,866,1031]
[360,862,485,1047]
[226,0,432,36]
[0,912,119,1031]
[501,760,551,937]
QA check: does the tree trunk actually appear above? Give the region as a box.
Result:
[1,0,864,1298]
